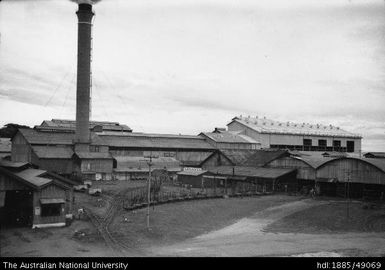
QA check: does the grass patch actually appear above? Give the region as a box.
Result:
[109,195,300,248]
[265,201,385,234]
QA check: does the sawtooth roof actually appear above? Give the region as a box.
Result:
[230,116,361,138]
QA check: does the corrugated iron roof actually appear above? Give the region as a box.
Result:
[362,158,385,173]
[200,132,260,144]
[0,160,30,169]
[74,151,113,159]
[100,133,215,150]
[113,155,181,172]
[40,198,65,204]
[40,119,132,132]
[220,149,287,166]
[18,128,107,146]
[15,168,52,187]
[207,166,296,179]
[32,145,74,159]
[230,116,361,138]
[177,170,207,176]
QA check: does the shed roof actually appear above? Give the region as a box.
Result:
[15,168,52,188]
[229,116,361,138]
[32,145,74,159]
[40,198,65,204]
[177,170,207,176]
[207,166,296,179]
[100,133,215,150]
[0,160,30,169]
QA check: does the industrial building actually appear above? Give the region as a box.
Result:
[0,160,75,228]
[227,116,362,153]
[266,153,385,199]
[199,128,261,150]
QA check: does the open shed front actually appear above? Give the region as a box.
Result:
[0,190,33,228]
[0,165,73,229]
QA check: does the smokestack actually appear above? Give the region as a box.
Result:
[75,0,94,144]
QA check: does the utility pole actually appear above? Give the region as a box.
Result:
[142,151,159,229]
[346,171,351,219]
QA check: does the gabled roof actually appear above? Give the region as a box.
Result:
[200,131,260,144]
[229,116,361,138]
[207,166,296,179]
[99,133,215,150]
[32,145,74,159]
[220,149,288,166]
[39,119,132,132]
[17,128,107,146]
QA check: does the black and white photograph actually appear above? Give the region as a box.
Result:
[0,0,385,259]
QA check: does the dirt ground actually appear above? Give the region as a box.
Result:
[1,181,385,257]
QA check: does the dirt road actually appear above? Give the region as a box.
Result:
[149,199,385,257]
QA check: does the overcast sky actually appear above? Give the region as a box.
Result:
[0,0,384,151]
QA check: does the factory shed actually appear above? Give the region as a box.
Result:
[206,166,297,192]
[72,152,114,181]
[200,151,234,169]
[113,156,181,180]
[316,157,385,199]
[0,161,74,228]
[177,169,208,188]
[199,131,261,150]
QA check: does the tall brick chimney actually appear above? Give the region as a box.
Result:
[75,0,94,144]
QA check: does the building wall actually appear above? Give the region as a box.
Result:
[316,159,385,185]
[228,121,362,153]
[32,183,69,226]
[201,152,233,169]
[11,132,31,162]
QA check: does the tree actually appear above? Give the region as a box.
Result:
[0,123,30,138]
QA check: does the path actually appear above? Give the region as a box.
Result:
[149,199,385,257]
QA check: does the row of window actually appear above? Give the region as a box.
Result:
[271,140,355,152]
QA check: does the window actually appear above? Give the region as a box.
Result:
[318,140,327,147]
[333,140,341,152]
[90,145,100,152]
[41,203,61,217]
[303,139,312,151]
[347,141,355,152]
[303,139,312,146]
